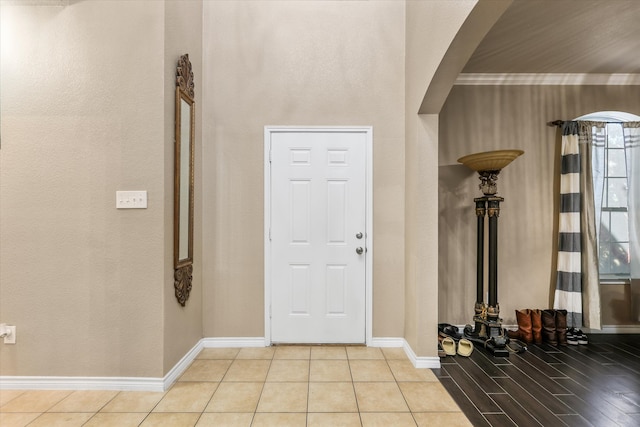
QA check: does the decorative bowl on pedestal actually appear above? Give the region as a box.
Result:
[457,149,524,195]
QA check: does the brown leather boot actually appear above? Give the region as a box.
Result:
[506,309,533,343]
[531,309,543,345]
[555,309,568,346]
[542,309,557,346]
[506,328,520,340]
[515,309,533,343]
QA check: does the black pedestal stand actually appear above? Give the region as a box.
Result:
[463,196,509,357]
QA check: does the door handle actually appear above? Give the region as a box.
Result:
[356,232,363,239]
[356,247,364,255]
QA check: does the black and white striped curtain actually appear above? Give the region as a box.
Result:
[554,121,602,329]
[555,120,640,329]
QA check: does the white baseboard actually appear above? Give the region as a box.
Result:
[201,337,267,348]
[0,340,205,392]
[0,336,444,391]
[370,337,441,369]
[162,339,204,390]
[589,325,640,334]
[369,337,405,348]
[401,341,441,369]
[0,376,166,392]
[0,340,207,392]
[502,324,640,334]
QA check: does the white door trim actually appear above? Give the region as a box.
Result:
[264,126,373,346]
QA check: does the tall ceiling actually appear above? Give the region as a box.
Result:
[463,0,640,74]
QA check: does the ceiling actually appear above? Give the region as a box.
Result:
[463,0,640,74]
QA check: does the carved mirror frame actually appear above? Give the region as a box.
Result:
[174,54,195,306]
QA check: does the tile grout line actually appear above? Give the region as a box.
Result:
[79,389,123,426]
[253,347,275,425]
[345,348,364,427]
[443,357,499,427]
[306,347,312,425]
[6,344,572,426]
[385,350,420,426]
[502,358,575,419]
[191,357,231,427]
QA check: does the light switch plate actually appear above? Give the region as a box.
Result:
[0,324,15,344]
[116,191,147,209]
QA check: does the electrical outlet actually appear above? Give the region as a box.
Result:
[0,324,16,344]
[116,191,147,209]
[5,326,16,344]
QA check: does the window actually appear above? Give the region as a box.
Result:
[597,123,630,279]
[577,111,640,283]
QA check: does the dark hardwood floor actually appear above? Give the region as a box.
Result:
[433,334,640,427]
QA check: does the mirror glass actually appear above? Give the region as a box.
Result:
[175,89,194,267]
[174,53,195,307]
[179,97,191,261]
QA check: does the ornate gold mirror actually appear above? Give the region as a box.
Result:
[174,54,195,306]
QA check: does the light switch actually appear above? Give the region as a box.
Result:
[116,191,147,209]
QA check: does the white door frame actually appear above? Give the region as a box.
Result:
[264,126,373,346]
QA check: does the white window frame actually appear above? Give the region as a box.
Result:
[576,111,640,284]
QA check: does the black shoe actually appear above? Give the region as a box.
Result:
[438,323,462,341]
[566,328,579,345]
[575,329,588,345]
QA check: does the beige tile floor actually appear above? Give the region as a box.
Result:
[0,346,472,427]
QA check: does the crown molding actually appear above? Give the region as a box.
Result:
[455,73,640,86]
[3,0,70,5]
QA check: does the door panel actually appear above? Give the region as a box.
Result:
[269,130,366,343]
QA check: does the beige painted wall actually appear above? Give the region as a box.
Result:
[201,0,406,339]
[601,281,640,325]
[438,85,640,327]
[163,0,203,375]
[404,0,512,356]
[7,0,613,380]
[0,0,203,378]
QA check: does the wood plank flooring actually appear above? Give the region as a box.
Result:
[433,334,640,426]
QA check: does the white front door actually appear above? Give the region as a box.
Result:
[266,128,370,343]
